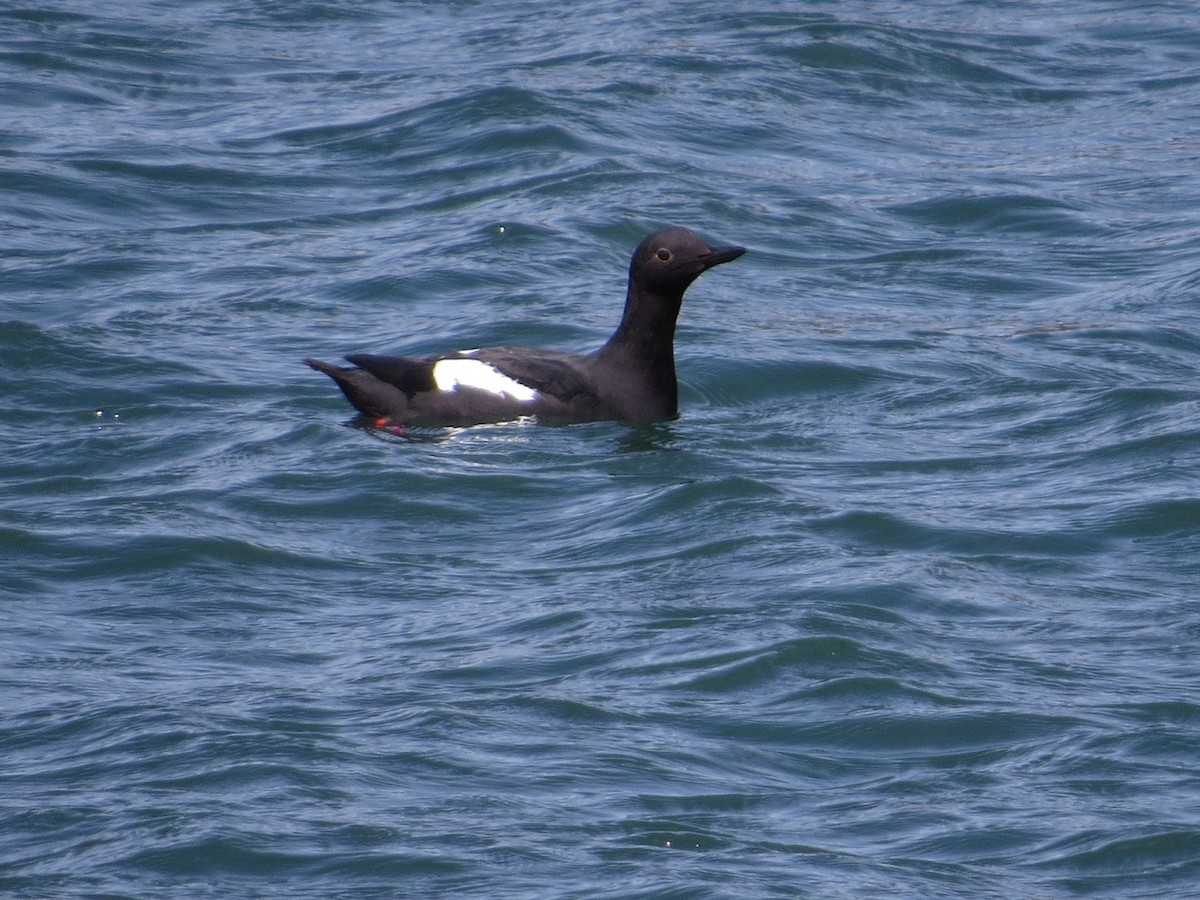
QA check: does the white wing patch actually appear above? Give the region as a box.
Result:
[431,358,538,402]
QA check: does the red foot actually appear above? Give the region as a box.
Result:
[373,417,406,436]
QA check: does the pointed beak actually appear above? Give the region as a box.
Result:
[699,244,747,269]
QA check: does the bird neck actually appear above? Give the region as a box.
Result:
[598,285,683,366]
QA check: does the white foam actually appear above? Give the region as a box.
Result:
[432,358,538,402]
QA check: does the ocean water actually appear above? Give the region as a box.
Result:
[3,1,1200,896]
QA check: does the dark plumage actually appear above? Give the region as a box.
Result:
[305,226,745,426]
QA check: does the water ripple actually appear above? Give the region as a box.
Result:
[4,1,1200,897]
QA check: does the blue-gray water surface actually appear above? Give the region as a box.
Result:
[3,2,1200,897]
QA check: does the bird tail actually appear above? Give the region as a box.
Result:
[304,358,407,420]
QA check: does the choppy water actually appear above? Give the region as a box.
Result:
[4,2,1200,897]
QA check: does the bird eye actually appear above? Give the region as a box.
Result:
[656,248,672,261]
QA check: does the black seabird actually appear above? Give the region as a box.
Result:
[305,226,745,427]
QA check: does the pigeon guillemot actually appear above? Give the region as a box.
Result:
[305,226,745,427]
